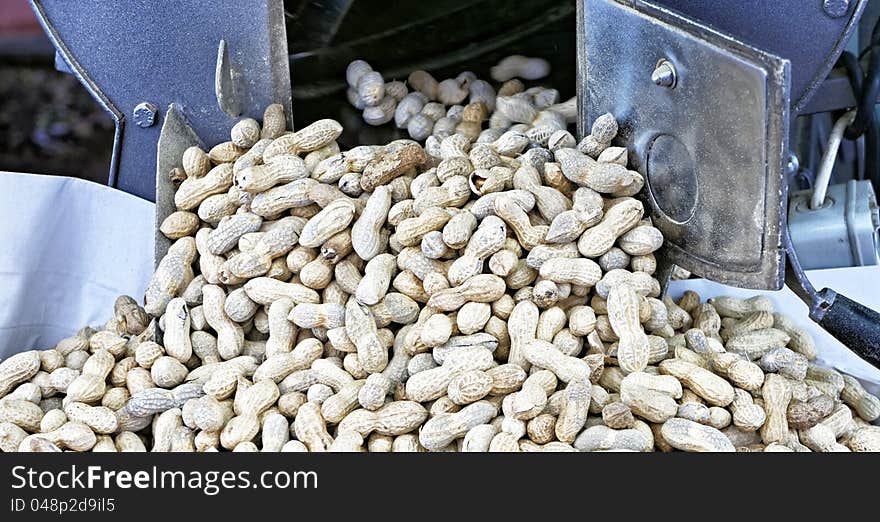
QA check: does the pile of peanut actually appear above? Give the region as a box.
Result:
[1,97,879,453]
[345,56,569,145]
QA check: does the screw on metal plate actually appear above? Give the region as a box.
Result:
[786,153,800,176]
[651,59,676,88]
[823,0,849,18]
[133,102,159,128]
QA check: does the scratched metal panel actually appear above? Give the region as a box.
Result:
[578,0,790,290]
[31,0,291,201]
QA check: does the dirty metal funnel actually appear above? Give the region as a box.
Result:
[578,0,788,290]
[578,0,880,368]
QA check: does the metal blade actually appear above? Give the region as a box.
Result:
[155,104,203,265]
[31,0,292,201]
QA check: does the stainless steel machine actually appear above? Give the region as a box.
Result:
[578,0,880,366]
[25,0,880,368]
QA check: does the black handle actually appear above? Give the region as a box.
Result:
[813,289,880,369]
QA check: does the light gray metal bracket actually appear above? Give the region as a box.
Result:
[155,104,203,265]
[30,0,292,202]
[788,180,880,269]
[578,0,790,290]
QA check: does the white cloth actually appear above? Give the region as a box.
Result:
[0,172,878,394]
[668,267,880,395]
[0,172,154,356]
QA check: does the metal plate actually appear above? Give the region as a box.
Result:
[31,0,292,202]
[155,104,203,266]
[651,0,866,114]
[578,0,790,290]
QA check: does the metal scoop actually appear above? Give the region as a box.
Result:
[578,0,880,368]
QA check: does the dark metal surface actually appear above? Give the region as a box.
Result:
[800,72,860,115]
[652,0,867,114]
[30,0,292,202]
[579,0,789,290]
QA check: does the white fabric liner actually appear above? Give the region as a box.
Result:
[1,171,878,394]
[0,172,154,357]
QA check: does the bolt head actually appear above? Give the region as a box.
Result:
[133,102,159,128]
[786,153,800,176]
[651,60,676,88]
[823,0,849,18]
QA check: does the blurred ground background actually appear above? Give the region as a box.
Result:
[0,0,114,182]
[0,67,116,183]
